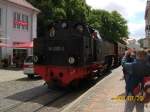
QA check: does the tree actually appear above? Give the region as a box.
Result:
[27,0,129,42]
[26,0,54,37]
[87,9,102,31]
[64,0,89,21]
[87,10,128,42]
[27,0,89,37]
[111,11,128,41]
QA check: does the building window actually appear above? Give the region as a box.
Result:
[13,12,18,29]
[0,8,2,26]
[13,12,29,30]
[17,13,21,29]
[22,15,25,30]
[22,14,28,30]
[25,15,29,30]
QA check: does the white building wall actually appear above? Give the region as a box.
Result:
[143,38,150,48]
[32,13,37,39]
[145,1,150,48]
[0,2,6,37]
[0,0,38,61]
[127,39,141,50]
[143,38,149,48]
[0,1,8,58]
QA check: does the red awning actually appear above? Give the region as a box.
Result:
[13,42,33,48]
[0,42,33,48]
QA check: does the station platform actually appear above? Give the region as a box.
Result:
[62,67,150,112]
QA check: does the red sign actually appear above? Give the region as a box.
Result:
[14,21,28,26]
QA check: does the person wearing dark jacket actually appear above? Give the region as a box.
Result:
[121,50,136,81]
[123,50,150,112]
[121,51,135,66]
[146,49,150,66]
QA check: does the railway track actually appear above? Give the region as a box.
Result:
[2,86,68,112]
[32,92,68,112]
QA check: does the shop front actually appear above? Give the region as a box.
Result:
[13,49,28,67]
[0,41,33,67]
[12,42,33,67]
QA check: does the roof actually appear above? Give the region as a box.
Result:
[6,0,40,12]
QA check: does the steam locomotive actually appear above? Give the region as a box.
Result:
[33,20,126,87]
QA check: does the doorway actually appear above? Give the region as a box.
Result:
[13,49,28,67]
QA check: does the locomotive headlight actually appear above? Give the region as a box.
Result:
[68,57,75,64]
[61,22,67,28]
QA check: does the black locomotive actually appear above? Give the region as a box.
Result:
[33,20,126,87]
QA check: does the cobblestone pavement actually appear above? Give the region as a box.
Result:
[0,69,25,82]
[62,67,150,112]
[0,69,89,112]
[0,69,46,111]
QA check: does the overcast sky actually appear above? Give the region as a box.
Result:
[86,0,147,40]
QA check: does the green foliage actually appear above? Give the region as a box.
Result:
[62,0,90,22]
[27,0,129,42]
[87,10,129,42]
[111,11,129,41]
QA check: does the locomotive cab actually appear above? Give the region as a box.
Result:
[90,29,103,63]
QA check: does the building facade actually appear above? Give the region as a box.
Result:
[145,0,150,38]
[143,38,150,48]
[0,0,39,64]
[127,39,141,50]
[144,0,150,48]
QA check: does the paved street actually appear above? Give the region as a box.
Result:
[0,69,91,112]
[0,69,25,82]
[0,69,45,111]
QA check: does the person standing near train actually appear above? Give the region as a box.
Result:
[121,50,136,81]
[121,50,135,66]
[123,50,150,112]
[146,49,150,65]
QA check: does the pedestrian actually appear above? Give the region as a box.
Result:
[146,49,150,65]
[121,50,135,81]
[123,50,150,112]
[121,50,135,67]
